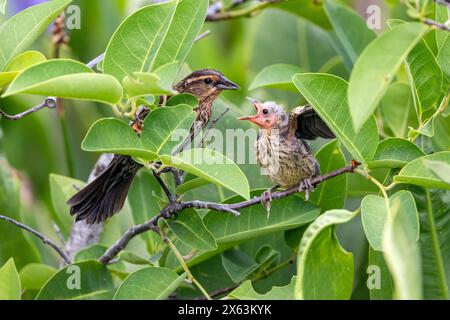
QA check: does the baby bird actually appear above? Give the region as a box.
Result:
[239,98,335,211]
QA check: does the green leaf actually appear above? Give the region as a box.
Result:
[417,189,450,299]
[0,51,46,89]
[249,64,303,91]
[113,267,186,300]
[168,209,217,251]
[425,160,450,184]
[118,251,151,265]
[295,209,357,300]
[437,37,450,79]
[368,247,394,300]
[0,258,21,300]
[348,23,428,131]
[367,138,425,169]
[0,158,40,269]
[361,191,419,252]
[0,0,71,71]
[81,118,157,160]
[122,61,179,97]
[160,148,250,200]
[176,177,210,194]
[388,19,443,117]
[293,73,378,163]
[324,0,376,65]
[380,82,418,138]
[49,174,85,238]
[141,105,196,156]
[36,261,115,300]
[310,140,347,211]
[275,0,331,29]
[221,249,258,283]
[229,276,296,300]
[104,0,208,82]
[394,152,450,189]
[19,263,57,291]
[435,4,450,50]
[3,59,123,105]
[166,93,198,107]
[383,191,422,299]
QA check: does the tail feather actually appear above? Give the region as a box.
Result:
[67,155,142,224]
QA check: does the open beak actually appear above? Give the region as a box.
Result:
[216,75,240,90]
[238,97,266,127]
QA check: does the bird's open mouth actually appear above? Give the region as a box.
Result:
[238,97,263,122]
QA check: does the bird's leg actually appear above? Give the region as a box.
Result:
[261,185,279,218]
[298,178,315,201]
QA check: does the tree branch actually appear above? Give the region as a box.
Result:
[98,161,360,264]
[423,18,450,32]
[0,214,71,265]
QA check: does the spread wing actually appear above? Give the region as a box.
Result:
[289,105,335,140]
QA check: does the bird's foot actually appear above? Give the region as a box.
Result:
[298,178,315,201]
[261,186,278,218]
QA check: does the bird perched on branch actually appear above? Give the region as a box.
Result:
[68,69,239,224]
[239,98,335,212]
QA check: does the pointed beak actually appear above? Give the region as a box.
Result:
[216,75,240,90]
[238,97,265,124]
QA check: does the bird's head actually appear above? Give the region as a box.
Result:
[174,69,239,102]
[239,98,288,130]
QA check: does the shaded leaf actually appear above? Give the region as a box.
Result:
[295,209,357,300]
[221,249,258,283]
[293,73,378,162]
[229,276,296,300]
[368,247,394,300]
[367,138,425,169]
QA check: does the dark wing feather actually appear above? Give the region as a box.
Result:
[291,106,335,140]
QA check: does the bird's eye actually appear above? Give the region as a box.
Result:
[262,109,269,115]
[204,78,213,85]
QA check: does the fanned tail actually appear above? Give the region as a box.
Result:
[67,155,142,224]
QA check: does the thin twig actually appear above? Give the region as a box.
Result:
[423,18,450,32]
[153,171,176,203]
[0,215,71,265]
[206,0,279,21]
[98,161,360,264]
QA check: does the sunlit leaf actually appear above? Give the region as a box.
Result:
[0,258,21,300]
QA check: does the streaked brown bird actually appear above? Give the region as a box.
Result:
[239,98,335,210]
[68,69,239,224]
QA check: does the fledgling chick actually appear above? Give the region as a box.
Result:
[239,98,335,213]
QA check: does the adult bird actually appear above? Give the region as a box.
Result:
[68,69,239,224]
[239,98,335,211]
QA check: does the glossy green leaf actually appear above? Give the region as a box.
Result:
[0,51,46,89]
[383,191,422,299]
[380,82,418,138]
[19,263,57,291]
[114,267,186,300]
[176,177,210,194]
[37,261,115,300]
[367,138,425,169]
[81,118,157,160]
[49,174,85,238]
[293,73,378,163]
[160,149,250,200]
[295,209,357,300]
[104,0,208,82]
[0,0,71,71]
[362,191,419,252]
[0,258,21,300]
[309,139,346,211]
[394,152,450,189]
[3,59,123,104]
[168,209,217,251]
[348,23,428,131]
[141,105,196,156]
[249,64,302,91]
[229,276,296,300]
[324,0,376,65]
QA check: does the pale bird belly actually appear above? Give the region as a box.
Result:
[256,139,316,188]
